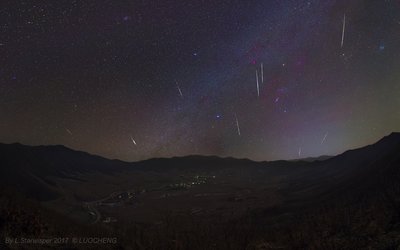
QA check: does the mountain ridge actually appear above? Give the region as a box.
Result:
[1,132,399,164]
[0,132,399,201]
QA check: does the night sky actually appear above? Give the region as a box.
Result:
[1,0,400,161]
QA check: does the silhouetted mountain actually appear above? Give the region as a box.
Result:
[0,143,130,200]
[294,155,333,162]
[279,132,400,202]
[0,132,399,201]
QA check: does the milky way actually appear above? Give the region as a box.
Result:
[1,0,400,161]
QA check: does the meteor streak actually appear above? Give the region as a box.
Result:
[130,135,137,145]
[256,70,260,97]
[341,13,346,48]
[175,81,183,98]
[321,133,328,144]
[234,113,241,136]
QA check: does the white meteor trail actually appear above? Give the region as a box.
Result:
[66,128,72,135]
[175,81,183,98]
[130,135,137,145]
[234,113,241,136]
[341,13,346,48]
[256,70,260,97]
[321,133,328,145]
[298,147,302,157]
[261,63,264,83]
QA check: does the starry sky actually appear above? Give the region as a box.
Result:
[1,0,400,161]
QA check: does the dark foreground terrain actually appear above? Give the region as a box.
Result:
[1,133,400,249]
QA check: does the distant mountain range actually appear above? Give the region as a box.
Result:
[294,155,333,162]
[0,132,399,201]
